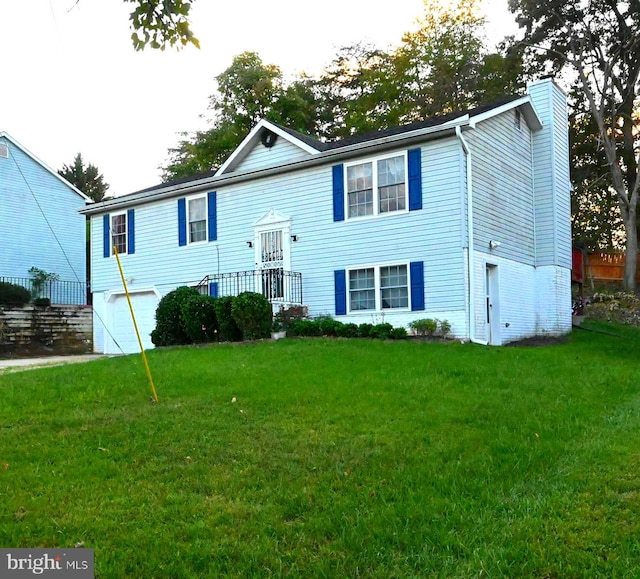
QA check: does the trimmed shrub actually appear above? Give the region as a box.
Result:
[336,322,359,338]
[408,318,438,336]
[390,327,408,340]
[316,315,343,336]
[151,286,199,347]
[182,295,219,344]
[289,319,322,337]
[439,319,452,338]
[0,282,31,307]
[358,323,374,338]
[33,297,51,308]
[231,292,272,340]
[370,323,394,340]
[214,296,242,342]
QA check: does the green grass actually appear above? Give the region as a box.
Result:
[2,324,640,577]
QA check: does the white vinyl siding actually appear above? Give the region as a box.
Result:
[234,138,312,173]
[0,136,87,286]
[90,139,466,323]
[468,110,535,264]
[528,79,572,269]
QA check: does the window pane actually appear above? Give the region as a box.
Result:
[347,163,374,218]
[190,221,206,243]
[188,197,207,242]
[189,197,206,220]
[347,163,372,192]
[380,265,408,309]
[349,268,375,311]
[111,213,127,255]
[378,156,405,187]
[348,189,373,217]
[378,156,406,214]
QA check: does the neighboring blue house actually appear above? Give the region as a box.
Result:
[0,132,90,304]
[82,78,571,354]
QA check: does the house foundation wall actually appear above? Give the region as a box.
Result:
[0,305,93,354]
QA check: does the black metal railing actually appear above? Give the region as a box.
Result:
[197,269,302,305]
[0,276,88,306]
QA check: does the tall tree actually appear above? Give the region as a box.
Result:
[162,1,525,181]
[161,52,321,181]
[509,0,640,289]
[59,154,110,202]
[317,43,401,139]
[570,94,624,250]
[317,0,524,139]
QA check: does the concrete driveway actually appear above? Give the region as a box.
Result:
[0,354,107,373]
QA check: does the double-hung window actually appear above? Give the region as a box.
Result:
[111,212,127,255]
[346,153,406,219]
[178,191,217,247]
[348,264,409,312]
[103,209,135,258]
[188,196,207,243]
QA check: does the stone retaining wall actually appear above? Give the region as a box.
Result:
[0,305,92,354]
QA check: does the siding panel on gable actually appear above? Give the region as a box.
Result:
[0,137,86,288]
[235,138,311,173]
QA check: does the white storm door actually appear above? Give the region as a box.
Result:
[485,264,501,345]
[257,229,290,300]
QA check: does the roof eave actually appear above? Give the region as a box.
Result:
[79,117,469,216]
[468,96,542,131]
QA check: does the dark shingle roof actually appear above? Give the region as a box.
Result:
[121,94,524,198]
[278,94,523,151]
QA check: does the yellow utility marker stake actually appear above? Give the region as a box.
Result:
[113,245,159,404]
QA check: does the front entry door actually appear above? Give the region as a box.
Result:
[485,264,501,345]
[254,209,292,303]
[258,229,286,300]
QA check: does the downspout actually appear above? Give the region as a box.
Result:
[456,126,488,346]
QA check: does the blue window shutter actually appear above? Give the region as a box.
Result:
[127,209,135,254]
[410,261,425,311]
[332,164,345,222]
[207,191,217,241]
[103,214,110,258]
[178,198,187,246]
[334,269,347,315]
[408,148,422,211]
[209,282,219,298]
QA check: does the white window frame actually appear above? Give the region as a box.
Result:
[515,109,522,131]
[187,194,208,245]
[344,151,408,221]
[347,262,411,313]
[110,211,128,256]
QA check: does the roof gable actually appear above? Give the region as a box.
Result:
[81,91,543,215]
[216,119,322,176]
[0,132,92,203]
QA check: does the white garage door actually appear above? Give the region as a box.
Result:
[106,291,159,354]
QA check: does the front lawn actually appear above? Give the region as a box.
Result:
[1,323,639,577]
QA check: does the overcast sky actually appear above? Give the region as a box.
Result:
[1,0,518,197]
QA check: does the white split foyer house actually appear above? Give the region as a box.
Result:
[81,78,571,354]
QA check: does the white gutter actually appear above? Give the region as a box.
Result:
[456,126,488,346]
[80,117,472,216]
